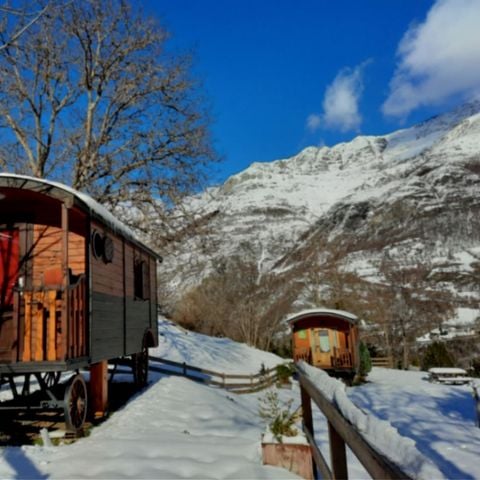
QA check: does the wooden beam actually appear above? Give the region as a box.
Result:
[328,421,348,479]
[59,203,69,360]
[32,291,44,361]
[304,426,332,480]
[298,369,412,480]
[22,292,32,361]
[89,360,109,419]
[47,290,57,360]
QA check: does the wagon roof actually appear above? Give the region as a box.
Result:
[287,308,359,326]
[0,173,161,260]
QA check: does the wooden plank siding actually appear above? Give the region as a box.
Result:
[125,246,154,354]
[90,228,124,296]
[0,176,160,374]
[89,221,157,363]
[32,225,85,285]
[149,256,157,333]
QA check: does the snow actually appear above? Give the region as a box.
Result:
[1,319,480,479]
[428,368,467,375]
[299,362,443,479]
[349,368,480,480]
[152,318,282,373]
[449,307,479,327]
[286,308,359,324]
[163,100,480,323]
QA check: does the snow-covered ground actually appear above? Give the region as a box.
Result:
[0,319,479,479]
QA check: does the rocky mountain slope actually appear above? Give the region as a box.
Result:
[162,101,480,333]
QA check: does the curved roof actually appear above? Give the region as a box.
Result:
[0,173,161,260]
[287,308,359,326]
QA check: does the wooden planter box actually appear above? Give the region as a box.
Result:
[261,434,313,480]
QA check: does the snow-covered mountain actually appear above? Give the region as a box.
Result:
[162,101,480,327]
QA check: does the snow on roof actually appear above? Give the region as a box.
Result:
[298,362,443,479]
[286,308,359,325]
[0,173,161,259]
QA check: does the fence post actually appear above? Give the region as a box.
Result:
[300,384,317,479]
[182,362,187,376]
[301,384,313,434]
[328,421,348,479]
[473,384,480,428]
[221,372,226,388]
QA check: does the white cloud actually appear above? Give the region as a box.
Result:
[307,63,367,133]
[383,0,480,117]
[306,113,321,131]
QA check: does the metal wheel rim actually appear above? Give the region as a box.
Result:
[64,374,87,432]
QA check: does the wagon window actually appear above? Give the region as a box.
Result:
[297,330,307,339]
[319,330,330,352]
[134,259,150,300]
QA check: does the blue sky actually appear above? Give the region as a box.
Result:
[145,0,480,183]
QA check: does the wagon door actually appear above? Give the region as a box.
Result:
[311,329,333,368]
[0,229,19,307]
[0,228,20,360]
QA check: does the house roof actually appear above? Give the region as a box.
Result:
[0,173,162,260]
[287,308,359,326]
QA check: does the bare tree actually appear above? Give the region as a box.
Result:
[0,1,51,51]
[379,254,454,368]
[173,245,300,351]
[0,0,215,243]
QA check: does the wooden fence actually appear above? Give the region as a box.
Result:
[371,356,394,368]
[297,364,411,480]
[148,356,279,393]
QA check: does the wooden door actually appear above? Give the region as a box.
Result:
[0,228,20,361]
[311,329,333,368]
[0,229,19,308]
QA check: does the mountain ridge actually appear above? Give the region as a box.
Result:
[162,101,480,335]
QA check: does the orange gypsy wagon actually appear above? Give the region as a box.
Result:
[0,174,161,431]
[288,309,360,381]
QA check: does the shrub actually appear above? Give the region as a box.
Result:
[421,342,455,371]
[259,390,301,442]
[276,363,295,386]
[357,341,372,380]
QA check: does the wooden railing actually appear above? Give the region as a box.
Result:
[332,347,352,368]
[21,275,86,362]
[297,363,412,480]
[67,275,87,359]
[148,356,279,393]
[371,356,394,368]
[294,347,311,363]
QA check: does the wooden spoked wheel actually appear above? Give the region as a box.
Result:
[132,339,149,388]
[64,374,88,432]
[38,371,61,389]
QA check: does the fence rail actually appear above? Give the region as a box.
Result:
[371,356,394,368]
[297,363,412,480]
[148,355,278,393]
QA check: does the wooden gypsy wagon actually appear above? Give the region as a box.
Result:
[0,174,160,431]
[288,309,360,381]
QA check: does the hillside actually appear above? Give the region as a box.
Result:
[161,101,480,351]
[0,320,478,479]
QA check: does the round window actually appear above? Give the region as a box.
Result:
[103,236,114,263]
[92,230,104,259]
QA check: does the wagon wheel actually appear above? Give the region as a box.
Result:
[132,338,149,388]
[63,374,88,432]
[36,371,61,390]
